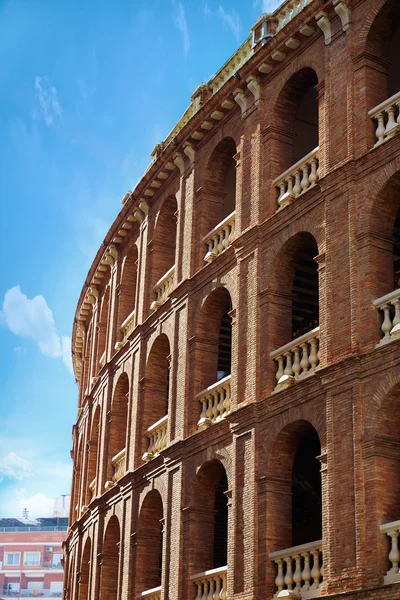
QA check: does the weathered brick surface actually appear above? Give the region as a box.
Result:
[64,1,400,599]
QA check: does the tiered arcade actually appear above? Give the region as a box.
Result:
[64,1,400,599]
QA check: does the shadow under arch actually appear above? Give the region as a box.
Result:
[135,489,164,596]
[78,537,91,600]
[99,516,120,600]
[106,372,129,482]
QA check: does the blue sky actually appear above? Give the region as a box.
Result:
[0,0,279,518]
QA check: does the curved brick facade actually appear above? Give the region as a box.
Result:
[64,1,400,599]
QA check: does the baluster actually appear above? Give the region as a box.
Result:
[284,556,294,591]
[388,529,400,573]
[195,582,202,600]
[275,559,284,593]
[293,171,302,197]
[211,391,219,422]
[301,164,310,192]
[309,337,319,370]
[213,576,221,600]
[206,395,213,422]
[199,398,207,424]
[309,157,318,186]
[217,232,224,255]
[286,176,294,199]
[223,383,231,415]
[381,304,393,340]
[207,577,214,600]
[302,551,311,591]
[396,101,400,126]
[374,112,386,145]
[292,347,301,378]
[220,572,227,600]
[293,554,302,592]
[276,356,285,381]
[216,388,224,421]
[284,351,294,377]
[385,106,397,135]
[391,298,400,330]
[278,182,286,205]
[201,579,208,600]
[310,549,322,589]
[222,225,230,249]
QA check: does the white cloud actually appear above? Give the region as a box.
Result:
[0,452,33,482]
[2,286,73,374]
[204,4,242,42]
[254,0,282,13]
[13,491,55,518]
[173,2,190,58]
[34,76,63,127]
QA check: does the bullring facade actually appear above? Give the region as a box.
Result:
[64,1,400,599]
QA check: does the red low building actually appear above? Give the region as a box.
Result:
[0,519,67,599]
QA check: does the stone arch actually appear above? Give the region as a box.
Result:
[99,516,120,600]
[272,67,319,174]
[86,405,101,504]
[82,319,93,395]
[135,489,164,596]
[71,436,84,522]
[78,537,91,600]
[97,282,110,368]
[107,372,129,482]
[116,243,138,343]
[141,334,171,460]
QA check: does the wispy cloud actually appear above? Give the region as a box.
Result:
[254,0,282,13]
[204,4,241,42]
[173,1,190,58]
[1,285,73,373]
[34,76,63,127]
[0,452,33,482]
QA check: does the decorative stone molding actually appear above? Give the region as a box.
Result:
[183,141,195,165]
[233,88,248,116]
[333,0,351,32]
[102,244,118,266]
[246,76,261,103]
[121,190,132,205]
[87,287,98,305]
[316,11,332,45]
[173,151,185,175]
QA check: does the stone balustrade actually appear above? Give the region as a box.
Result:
[136,586,162,600]
[121,308,136,341]
[274,147,319,209]
[191,566,227,600]
[271,327,320,388]
[381,520,400,584]
[275,0,314,32]
[150,265,175,311]
[369,91,400,146]
[88,477,96,501]
[373,288,400,345]
[197,375,231,430]
[142,415,168,462]
[111,447,126,482]
[270,540,323,599]
[203,211,235,263]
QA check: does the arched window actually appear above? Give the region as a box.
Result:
[199,138,237,264]
[71,438,83,522]
[270,233,320,386]
[99,517,120,600]
[187,461,229,598]
[78,538,91,600]
[97,284,110,368]
[150,196,178,311]
[142,335,170,461]
[135,490,164,596]
[86,406,100,504]
[106,373,129,484]
[82,321,93,394]
[116,245,138,344]
[194,288,233,430]
[268,422,323,596]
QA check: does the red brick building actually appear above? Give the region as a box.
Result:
[64,0,400,599]
[0,519,67,598]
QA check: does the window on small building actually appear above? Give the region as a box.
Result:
[24,552,41,566]
[5,553,20,566]
[52,554,63,567]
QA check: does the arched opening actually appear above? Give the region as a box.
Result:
[188,460,229,574]
[86,406,100,504]
[78,538,91,600]
[99,517,120,600]
[150,196,178,310]
[107,373,129,483]
[71,438,83,522]
[268,422,323,595]
[82,321,93,394]
[194,288,233,429]
[275,68,319,174]
[135,490,164,596]
[270,233,320,384]
[142,335,170,461]
[97,284,110,368]
[117,245,138,343]
[199,138,237,264]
